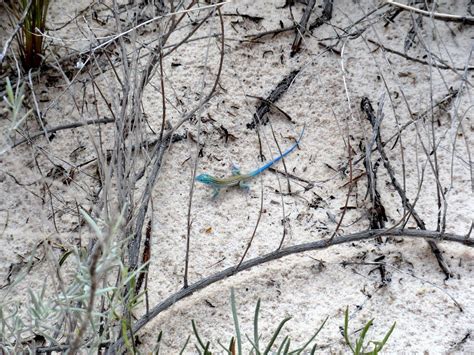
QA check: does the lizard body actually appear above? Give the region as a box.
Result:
[196,126,305,198]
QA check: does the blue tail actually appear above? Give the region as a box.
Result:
[249,125,305,177]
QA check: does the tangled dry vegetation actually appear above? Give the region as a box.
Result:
[0,0,473,353]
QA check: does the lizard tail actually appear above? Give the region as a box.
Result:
[248,124,305,177]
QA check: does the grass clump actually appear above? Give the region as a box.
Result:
[343,306,396,355]
[7,0,50,70]
[183,288,328,354]
[168,291,396,354]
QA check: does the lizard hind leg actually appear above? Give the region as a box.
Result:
[239,180,250,192]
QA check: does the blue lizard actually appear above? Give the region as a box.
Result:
[196,126,305,198]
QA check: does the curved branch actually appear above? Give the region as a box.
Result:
[108,228,472,353]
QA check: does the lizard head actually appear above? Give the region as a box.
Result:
[195,173,215,185]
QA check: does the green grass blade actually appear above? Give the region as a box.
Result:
[343,307,355,354]
[253,298,261,354]
[192,320,207,350]
[246,333,259,352]
[290,316,328,354]
[179,335,191,355]
[5,78,14,106]
[194,345,203,355]
[230,288,242,355]
[355,319,373,354]
[153,330,163,355]
[276,336,289,355]
[203,341,211,355]
[374,321,396,353]
[121,318,133,354]
[217,339,232,354]
[58,250,73,266]
[283,337,291,354]
[263,317,292,355]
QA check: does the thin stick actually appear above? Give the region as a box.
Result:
[291,0,316,56]
[12,118,115,148]
[328,141,354,243]
[367,38,474,74]
[386,0,474,24]
[184,6,225,289]
[236,177,264,270]
[247,70,300,129]
[0,0,33,66]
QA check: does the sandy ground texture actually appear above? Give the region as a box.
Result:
[0,0,473,353]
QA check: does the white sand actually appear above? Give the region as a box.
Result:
[0,0,473,352]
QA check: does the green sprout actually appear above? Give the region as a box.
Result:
[343,307,396,355]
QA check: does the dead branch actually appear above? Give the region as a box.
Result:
[12,118,115,148]
[367,38,474,73]
[363,96,387,234]
[328,142,355,243]
[309,0,333,30]
[361,97,453,278]
[247,69,300,129]
[291,0,316,56]
[107,227,472,354]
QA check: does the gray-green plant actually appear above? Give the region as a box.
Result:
[343,306,396,355]
[1,77,31,155]
[0,209,147,353]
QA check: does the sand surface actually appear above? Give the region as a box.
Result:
[0,0,473,353]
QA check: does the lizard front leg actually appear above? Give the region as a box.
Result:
[212,187,221,199]
[231,163,241,176]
